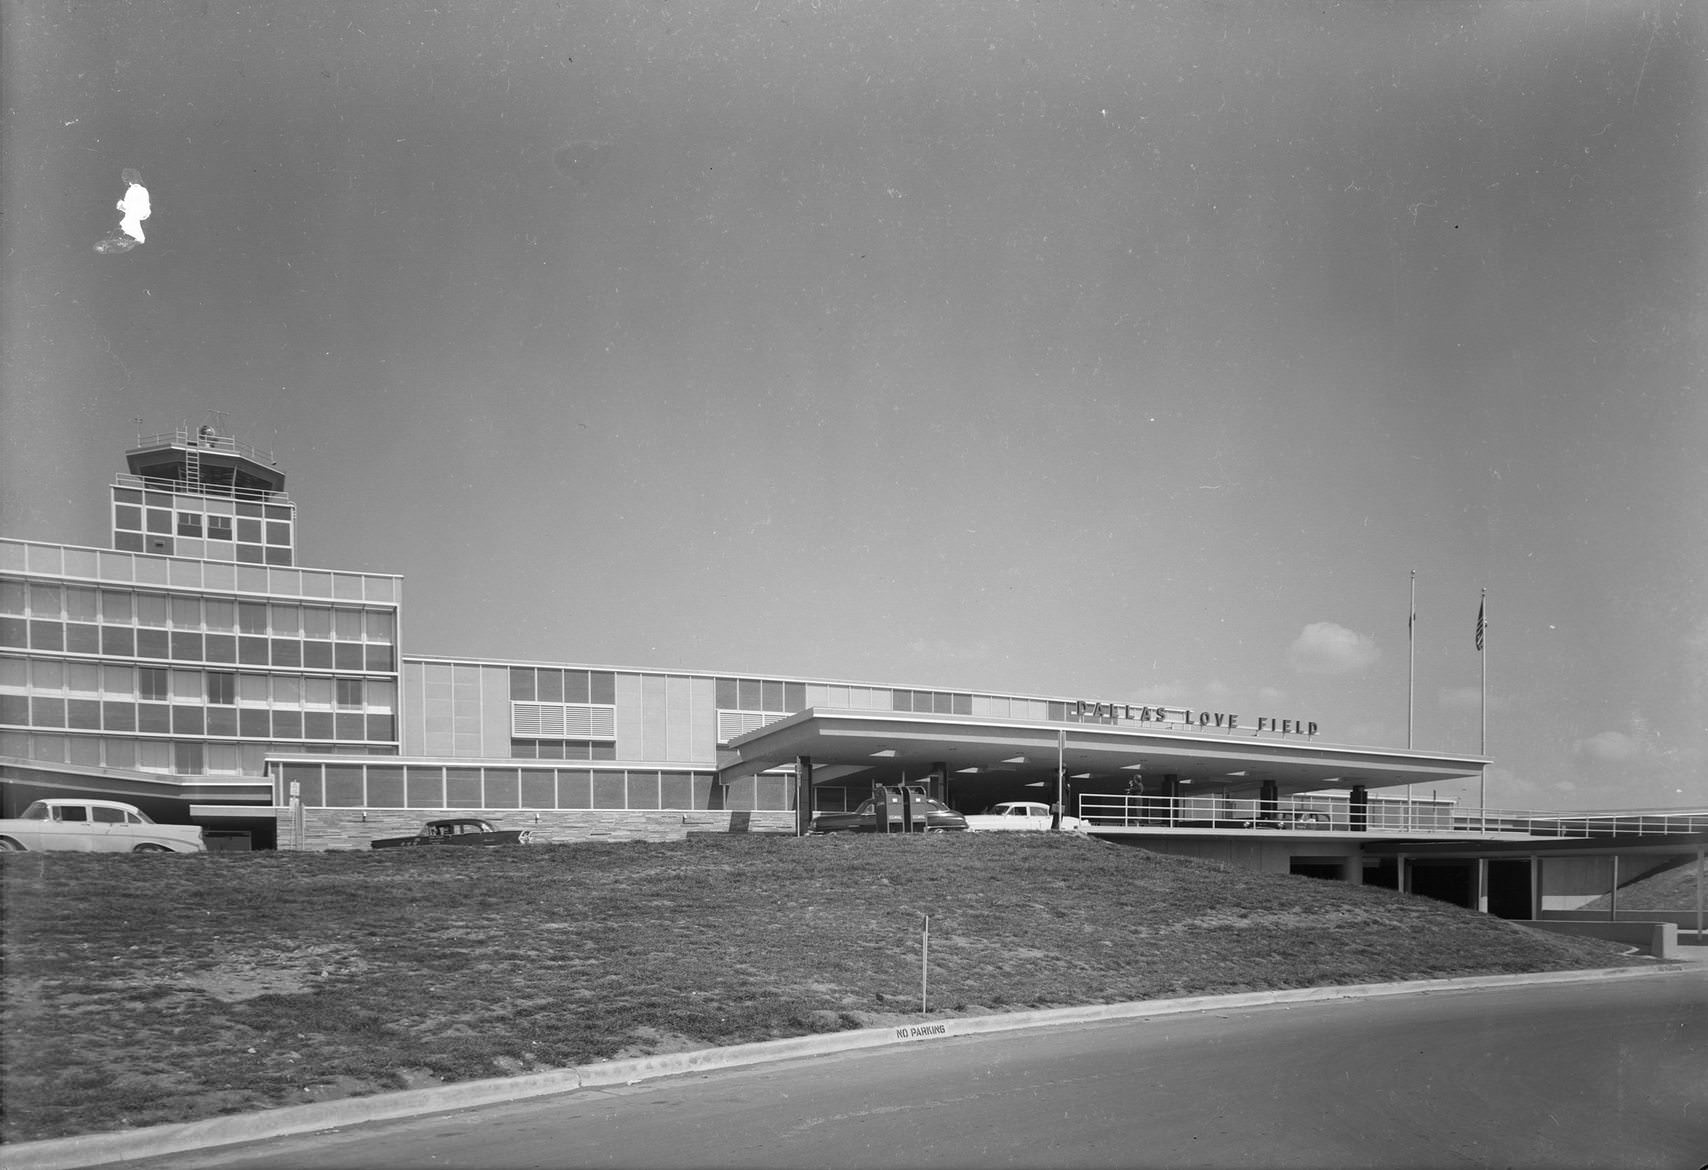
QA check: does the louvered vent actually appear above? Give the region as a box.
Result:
[512,702,617,739]
[717,710,783,742]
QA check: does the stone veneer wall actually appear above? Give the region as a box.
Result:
[279,807,796,850]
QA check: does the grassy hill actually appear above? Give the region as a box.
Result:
[1,833,1647,1144]
[1585,854,1707,912]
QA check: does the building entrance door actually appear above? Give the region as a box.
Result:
[1486,858,1535,919]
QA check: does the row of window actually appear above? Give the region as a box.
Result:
[113,532,293,564]
[1,541,398,606]
[507,668,617,705]
[115,505,291,546]
[4,731,397,776]
[711,679,1044,720]
[0,621,397,672]
[715,677,808,714]
[2,697,394,743]
[0,582,395,641]
[5,658,390,709]
[890,689,976,716]
[509,739,619,760]
[113,487,291,519]
[1,731,268,776]
[280,763,791,812]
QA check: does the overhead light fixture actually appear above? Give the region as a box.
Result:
[1225,771,1247,777]
[1070,772,1091,780]
[870,749,897,758]
[1121,763,1146,772]
[1002,755,1027,765]
[956,766,981,775]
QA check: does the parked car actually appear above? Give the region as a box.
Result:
[369,818,532,849]
[963,800,1085,832]
[808,797,969,834]
[1242,806,1331,830]
[0,799,206,853]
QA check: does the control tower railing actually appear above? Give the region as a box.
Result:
[128,427,277,468]
[120,427,288,503]
[113,472,290,504]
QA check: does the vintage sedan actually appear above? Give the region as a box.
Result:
[370,818,532,849]
[0,799,206,853]
[808,797,969,834]
[963,800,1086,832]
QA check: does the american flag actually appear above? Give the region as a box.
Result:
[1475,600,1485,652]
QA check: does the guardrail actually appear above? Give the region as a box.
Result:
[1457,809,1708,839]
[113,473,289,505]
[131,428,276,466]
[1076,794,1708,839]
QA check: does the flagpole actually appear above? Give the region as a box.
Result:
[1478,588,1488,816]
[1407,570,1416,750]
[1407,570,1415,829]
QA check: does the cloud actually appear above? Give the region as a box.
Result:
[1287,622,1380,675]
[1257,686,1287,705]
[1568,722,1706,807]
[1573,730,1639,763]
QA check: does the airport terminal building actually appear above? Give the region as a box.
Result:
[5,427,1702,918]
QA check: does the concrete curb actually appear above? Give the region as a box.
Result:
[4,963,1699,1170]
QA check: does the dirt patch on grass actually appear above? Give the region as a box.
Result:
[167,944,370,1003]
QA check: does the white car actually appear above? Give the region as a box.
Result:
[963,800,1086,832]
[0,799,206,853]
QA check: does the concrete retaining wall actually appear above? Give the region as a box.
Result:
[1111,836,1363,879]
[1541,909,1706,930]
[278,808,797,850]
[1519,919,1679,958]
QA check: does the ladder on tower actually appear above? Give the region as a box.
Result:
[183,440,201,488]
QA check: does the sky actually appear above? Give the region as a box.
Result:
[2,1,1703,811]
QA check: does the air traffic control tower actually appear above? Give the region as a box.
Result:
[111,418,296,565]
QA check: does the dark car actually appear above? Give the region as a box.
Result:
[370,818,532,850]
[808,797,969,834]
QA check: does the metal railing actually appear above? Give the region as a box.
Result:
[113,472,289,505]
[131,428,276,467]
[1453,808,1708,839]
[1076,794,1708,839]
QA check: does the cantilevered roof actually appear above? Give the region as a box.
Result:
[720,708,1486,802]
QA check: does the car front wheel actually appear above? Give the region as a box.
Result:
[132,843,172,853]
[0,838,24,852]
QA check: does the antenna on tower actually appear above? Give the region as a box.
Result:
[132,416,144,444]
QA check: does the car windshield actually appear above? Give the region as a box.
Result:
[19,803,50,821]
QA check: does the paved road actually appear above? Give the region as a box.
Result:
[134,971,1706,1170]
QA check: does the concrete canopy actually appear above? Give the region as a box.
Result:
[720,708,1487,808]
